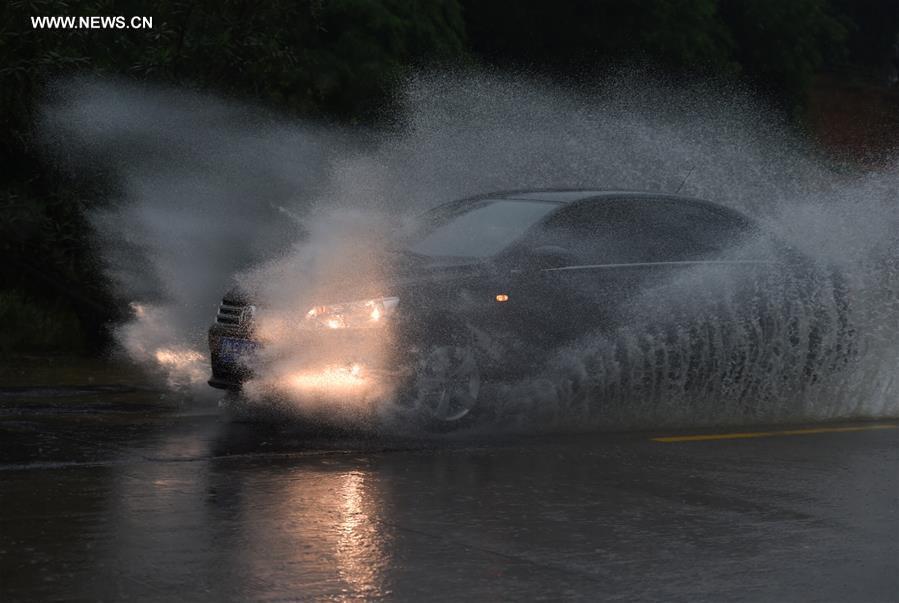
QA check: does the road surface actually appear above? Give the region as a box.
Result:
[1,384,897,601]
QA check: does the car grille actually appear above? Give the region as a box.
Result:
[216,300,255,327]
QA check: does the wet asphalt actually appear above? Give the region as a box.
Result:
[0,382,897,602]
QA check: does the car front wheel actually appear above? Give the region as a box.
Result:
[410,343,481,429]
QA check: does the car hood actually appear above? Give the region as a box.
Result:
[221,254,497,307]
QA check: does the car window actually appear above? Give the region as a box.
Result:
[408,200,560,258]
[533,198,756,264]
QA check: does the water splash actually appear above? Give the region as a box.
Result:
[40,71,899,428]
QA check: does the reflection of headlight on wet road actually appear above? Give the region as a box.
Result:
[305,297,399,330]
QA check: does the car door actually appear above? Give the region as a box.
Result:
[506,196,770,344]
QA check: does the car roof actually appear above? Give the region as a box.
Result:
[500,189,617,202]
[423,189,754,227]
[462,188,715,206]
[449,188,755,225]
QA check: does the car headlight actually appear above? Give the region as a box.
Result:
[305,297,399,329]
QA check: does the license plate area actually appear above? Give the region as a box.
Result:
[219,337,258,366]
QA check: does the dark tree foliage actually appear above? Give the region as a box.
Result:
[719,0,847,110]
[462,0,852,109]
[462,0,738,75]
[464,0,734,73]
[830,0,899,74]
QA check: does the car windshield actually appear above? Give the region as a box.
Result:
[407,200,559,258]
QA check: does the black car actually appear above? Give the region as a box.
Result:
[208,189,848,427]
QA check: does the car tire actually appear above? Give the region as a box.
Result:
[408,341,482,432]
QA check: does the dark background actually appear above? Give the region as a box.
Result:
[2,0,898,355]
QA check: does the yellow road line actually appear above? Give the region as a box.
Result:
[652,423,897,443]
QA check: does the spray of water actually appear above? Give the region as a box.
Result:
[40,71,899,431]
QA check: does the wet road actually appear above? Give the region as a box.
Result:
[1,384,897,601]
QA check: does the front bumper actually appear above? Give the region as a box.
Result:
[207,321,406,391]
